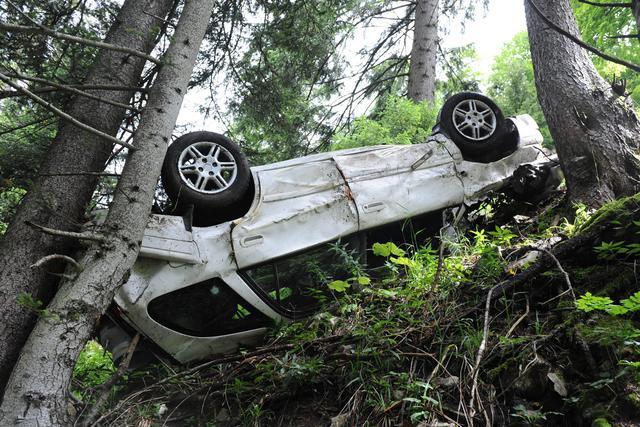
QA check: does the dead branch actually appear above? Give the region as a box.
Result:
[5,71,142,113]
[468,283,498,421]
[31,254,82,272]
[0,71,135,150]
[576,0,632,7]
[39,172,121,177]
[0,23,161,65]
[526,0,640,73]
[83,334,140,427]
[0,85,147,100]
[527,247,576,302]
[505,295,530,338]
[25,221,106,243]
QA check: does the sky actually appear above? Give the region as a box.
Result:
[176,0,528,132]
[443,0,527,76]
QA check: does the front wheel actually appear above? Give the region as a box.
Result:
[438,92,518,162]
[161,131,251,212]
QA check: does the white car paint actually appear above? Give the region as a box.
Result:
[113,114,546,363]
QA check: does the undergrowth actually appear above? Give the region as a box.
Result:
[79,194,640,426]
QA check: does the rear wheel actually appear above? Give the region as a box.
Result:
[438,92,518,162]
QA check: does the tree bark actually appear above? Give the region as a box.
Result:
[408,0,439,103]
[634,0,640,32]
[0,0,175,393]
[0,0,213,424]
[525,0,640,207]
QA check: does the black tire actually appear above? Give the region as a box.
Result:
[438,92,518,162]
[161,131,251,212]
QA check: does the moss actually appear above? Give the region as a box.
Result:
[571,265,637,296]
[578,193,640,235]
[576,318,639,346]
[487,356,520,381]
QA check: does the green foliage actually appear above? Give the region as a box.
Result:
[571,0,640,105]
[0,0,121,185]
[332,96,439,150]
[438,44,482,97]
[372,241,405,258]
[510,404,562,425]
[0,186,25,235]
[16,292,56,319]
[486,32,552,147]
[487,226,517,247]
[73,340,116,400]
[228,0,358,164]
[577,291,640,316]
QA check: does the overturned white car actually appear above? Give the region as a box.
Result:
[101,93,553,364]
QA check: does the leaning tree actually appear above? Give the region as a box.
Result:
[0,0,176,393]
[525,0,640,207]
[0,0,214,424]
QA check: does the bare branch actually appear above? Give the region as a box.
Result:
[25,221,106,243]
[39,171,120,177]
[0,85,147,100]
[527,247,576,302]
[468,283,498,420]
[31,254,82,272]
[0,71,136,150]
[0,23,161,65]
[526,0,640,73]
[576,0,632,7]
[4,71,142,113]
[607,34,640,39]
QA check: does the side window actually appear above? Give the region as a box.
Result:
[242,236,363,317]
[147,278,272,337]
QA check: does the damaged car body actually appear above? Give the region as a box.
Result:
[102,93,555,364]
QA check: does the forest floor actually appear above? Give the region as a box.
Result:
[78,189,640,427]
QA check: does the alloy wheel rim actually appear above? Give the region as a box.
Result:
[177,141,238,194]
[451,99,497,141]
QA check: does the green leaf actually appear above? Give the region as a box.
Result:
[372,242,405,257]
[356,276,371,285]
[620,291,640,312]
[576,292,615,313]
[328,280,350,293]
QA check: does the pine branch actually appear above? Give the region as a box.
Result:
[526,0,640,73]
[576,0,632,7]
[5,71,142,113]
[25,221,106,243]
[31,254,82,273]
[0,71,136,150]
[0,85,147,100]
[0,23,161,65]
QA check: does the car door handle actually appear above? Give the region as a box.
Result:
[240,235,264,247]
[362,202,385,213]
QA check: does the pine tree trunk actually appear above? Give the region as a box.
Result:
[0,0,175,393]
[525,0,640,206]
[0,0,213,424]
[633,0,640,32]
[408,0,439,103]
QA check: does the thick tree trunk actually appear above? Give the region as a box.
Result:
[0,0,213,424]
[525,0,640,206]
[0,0,175,392]
[408,0,439,103]
[634,0,640,32]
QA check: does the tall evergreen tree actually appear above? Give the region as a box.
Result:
[525,0,640,206]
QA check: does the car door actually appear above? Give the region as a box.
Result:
[231,158,359,269]
[332,136,464,231]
